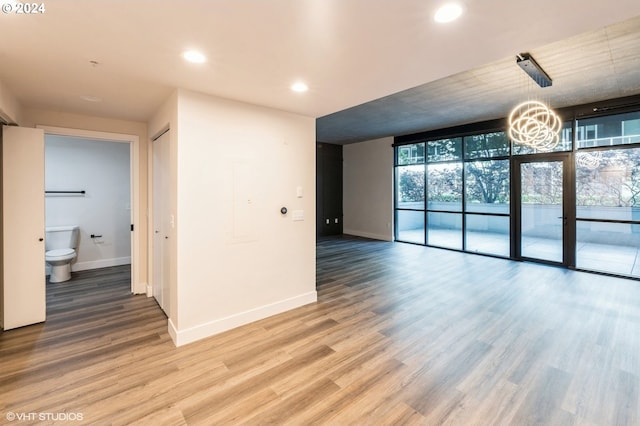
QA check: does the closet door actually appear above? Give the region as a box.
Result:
[152,131,170,316]
[2,126,45,330]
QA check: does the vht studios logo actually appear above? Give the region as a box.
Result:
[6,411,84,422]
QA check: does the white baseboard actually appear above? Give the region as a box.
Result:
[169,291,318,347]
[168,318,178,345]
[71,256,131,272]
[343,229,393,242]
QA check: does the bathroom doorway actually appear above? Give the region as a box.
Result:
[45,135,131,278]
[39,126,143,294]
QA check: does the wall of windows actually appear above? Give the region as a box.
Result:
[395,131,511,256]
[394,99,640,279]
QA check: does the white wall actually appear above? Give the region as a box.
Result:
[150,89,317,346]
[45,135,131,271]
[343,136,394,241]
[0,78,21,124]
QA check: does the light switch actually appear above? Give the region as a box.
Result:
[292,210,304,221]
[296,186,303,198]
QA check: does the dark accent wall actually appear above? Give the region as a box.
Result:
[316,142,343,236]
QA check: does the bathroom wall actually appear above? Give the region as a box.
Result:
[45,135,131,271]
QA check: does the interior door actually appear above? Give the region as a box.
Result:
[152,131,170,316]
[514,155,573,266]
[2,125,46,330]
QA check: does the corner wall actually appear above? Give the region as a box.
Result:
[173,89,316,345]
[343,136,394,241]
[0,79,21,124]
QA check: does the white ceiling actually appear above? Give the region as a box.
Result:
[1,0,640,139]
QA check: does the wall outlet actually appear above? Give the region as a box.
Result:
[292,210,304,221]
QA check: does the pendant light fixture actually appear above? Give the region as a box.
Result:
[508,53,561,151]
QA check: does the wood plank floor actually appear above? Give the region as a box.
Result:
[1,236,640,425]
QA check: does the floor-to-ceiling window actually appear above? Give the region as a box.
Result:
[574,111,640,277]
[395,130,512,257]
[426,137,463,249]
[394,97,640,279]
[464,132,510,256]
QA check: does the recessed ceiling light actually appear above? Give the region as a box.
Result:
[434,3,464,23]
[291,82,308,93]
[182,50,206,64]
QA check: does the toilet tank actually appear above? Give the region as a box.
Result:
[45,225,79,251]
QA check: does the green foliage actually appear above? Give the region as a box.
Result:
[465,160,510,204]
[397,138,640,210]
[427,164,462,203]
[398,169,424,202]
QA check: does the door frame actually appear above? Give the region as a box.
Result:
[512,152,575,268]
[37,125,143,294]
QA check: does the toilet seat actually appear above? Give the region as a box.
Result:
[46,248,75,259]
[45,248,76,283]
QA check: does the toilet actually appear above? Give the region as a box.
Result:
[45,225,80,283]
